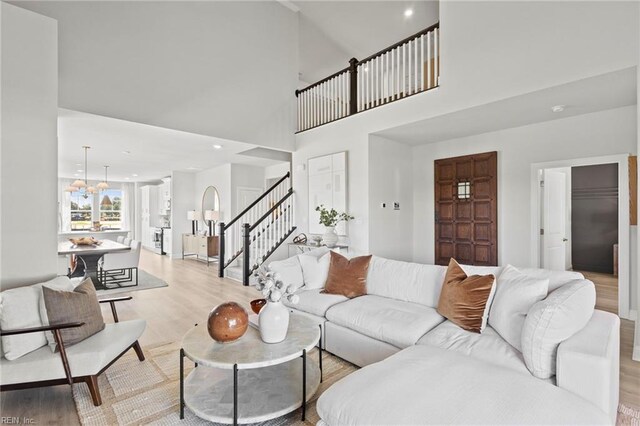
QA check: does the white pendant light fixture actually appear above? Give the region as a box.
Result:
[71,146,96,198]
[97,165,109,190]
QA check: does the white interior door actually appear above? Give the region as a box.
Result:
[542,170,567,270]
[237,187,262,215]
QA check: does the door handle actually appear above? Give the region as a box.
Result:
[562,238,568,242]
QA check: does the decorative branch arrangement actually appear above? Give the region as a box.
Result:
[254,267,299,304]
[315,205,354,227]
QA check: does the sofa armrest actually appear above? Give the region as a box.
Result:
[98,296,132,323]
[557,309,619,424]
[0,322,84,336]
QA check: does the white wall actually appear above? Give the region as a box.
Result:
[170,171,196,258]
[369,135,414,261]
[230,164,265,216]
[194,164,232,227]
[412,106,637,267]
[265,163,291,182]
[1,4,58,289]
[16,1,299,151]
[294,1,638,256]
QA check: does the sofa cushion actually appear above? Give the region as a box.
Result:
[323,252,371,298]
[0,276,73,361]
[517,268,584,292]
[366,257,446,307]
[489,265,549,351]
[521,280,596,379]
[284,289,347,317]
[269,256,304,291]
[417,320,529,375]
[326,295,444,348]
[436,259,496,333]
[316,345,610,426]
[298,252,331,290]
[0,319,145,385]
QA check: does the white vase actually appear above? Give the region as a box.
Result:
[322,226,339,248]
[258,300,290,343]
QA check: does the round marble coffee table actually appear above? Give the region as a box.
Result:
[179,313,322,425]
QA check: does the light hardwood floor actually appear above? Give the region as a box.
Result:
[2,253,639,424]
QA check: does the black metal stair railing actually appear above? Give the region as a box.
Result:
[217,172,295,285]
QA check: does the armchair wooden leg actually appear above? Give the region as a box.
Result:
[133,341,145,361]
[85,375,102,406]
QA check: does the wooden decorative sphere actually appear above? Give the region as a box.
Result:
[207,302,249,343]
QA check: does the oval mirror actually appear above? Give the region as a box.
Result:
[201,186,220,224]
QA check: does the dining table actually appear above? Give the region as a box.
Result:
[58,240,131,289]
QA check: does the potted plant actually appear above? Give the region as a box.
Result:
[315,205,354,248]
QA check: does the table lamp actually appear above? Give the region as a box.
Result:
[204,210,220,236]
[187,210,200,235]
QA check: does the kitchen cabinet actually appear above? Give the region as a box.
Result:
[140,185,159,250]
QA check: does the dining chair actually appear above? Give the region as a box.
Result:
[98,240,142,288]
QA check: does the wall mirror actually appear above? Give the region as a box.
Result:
[308,151,347,235]
[201,186,221,223]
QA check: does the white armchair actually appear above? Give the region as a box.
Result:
[98,240,142,288]
[116,236,125,244]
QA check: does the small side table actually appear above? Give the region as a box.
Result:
[287,242,349,257]
[180,313,322,425]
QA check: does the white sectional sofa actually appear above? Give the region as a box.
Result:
[272,252,620,425]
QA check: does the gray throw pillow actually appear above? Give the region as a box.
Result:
[42,278,105,350]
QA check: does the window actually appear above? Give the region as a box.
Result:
[70,193,93,230]
[457,181,471,200]
[99,189,123,230]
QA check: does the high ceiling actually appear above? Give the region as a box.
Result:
[295,1,440,84]
[376,67,637,145]
[58,109,284,183]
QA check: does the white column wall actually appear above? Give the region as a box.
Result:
[1,4,58,289]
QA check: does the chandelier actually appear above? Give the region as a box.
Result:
[65,146,97,199]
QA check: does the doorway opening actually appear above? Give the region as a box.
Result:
[531,155,630,319]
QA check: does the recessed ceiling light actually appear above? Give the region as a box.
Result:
[132,173,138,177]
[186,167,199,170]
[124,177,130,180]
[75,163,82,166]
[77,169,83,172]
[213,144,223,149]
[551,105,566,113]
[74,173,79,177]
[122,150,131,155]
[404,8,413,17]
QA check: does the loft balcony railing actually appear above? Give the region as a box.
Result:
[295,22,440,132]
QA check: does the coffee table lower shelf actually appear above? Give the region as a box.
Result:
[183,357,321,424]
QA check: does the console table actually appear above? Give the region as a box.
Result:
[182,234,219,266]
[287,242,349,257]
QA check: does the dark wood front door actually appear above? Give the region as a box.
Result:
[435,151,498,266]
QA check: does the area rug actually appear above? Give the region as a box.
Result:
[96,270,168,296]
[72,341,355,425]
[73,341,640,425]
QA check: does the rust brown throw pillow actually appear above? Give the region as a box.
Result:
[436,259,495,333]
[322,252,372,298]
[42,278,105,350]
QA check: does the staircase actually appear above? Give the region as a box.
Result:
[218,172,296,285]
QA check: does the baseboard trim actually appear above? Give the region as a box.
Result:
[633,345,640,362]
[630,310,637,322]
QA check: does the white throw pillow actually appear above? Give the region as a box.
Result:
[38,276,76,351]
[521,280,595,379]
[0,276,70,360]
[269,257,304,291]
[488,265,549,351]
[298,252,331,290]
